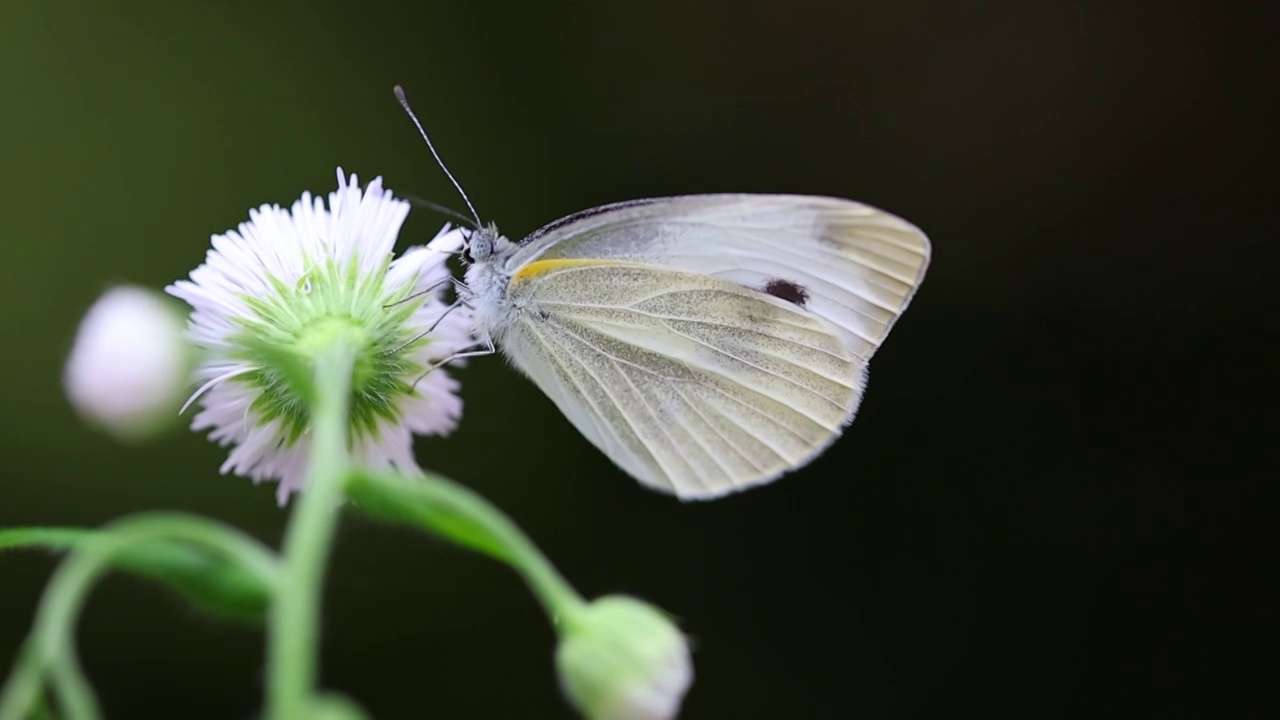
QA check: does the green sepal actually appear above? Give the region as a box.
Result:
[236,334,317,410]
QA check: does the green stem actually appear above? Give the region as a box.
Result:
[0,515,279,720]
[348,470,588,630]
[0,528,93,551]
[266,344,354,720]
[47,650,96,720]
[421,473,587,629]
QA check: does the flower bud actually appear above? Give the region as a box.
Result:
[556,596,693,720]
[63,286,193,442]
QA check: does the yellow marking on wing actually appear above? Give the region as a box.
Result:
[511,258,633,285]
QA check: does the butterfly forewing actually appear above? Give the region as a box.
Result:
[509,194,931,361]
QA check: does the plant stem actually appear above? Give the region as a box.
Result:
[0,528,94,551]
[0,515,279,720]
[266,344,354,720]
[422,472,588,627]
[349,470,587,630]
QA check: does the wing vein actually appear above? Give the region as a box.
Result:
[701,384,811,464]
[670,382,780,475]
[542,299,852,362]
[551,312,844,431]
[610,358,722,494]
[674,217,923,286]
[544,314,838,446]
[656,318,850,413]
[525,320,673,487]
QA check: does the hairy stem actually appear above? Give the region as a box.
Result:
[266,343,355,719]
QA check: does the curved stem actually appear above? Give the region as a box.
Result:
[0,515,279,720]
[48,649,98,720]
[421,472,587,627]
[266,344,354,720]
[357,469,588,629]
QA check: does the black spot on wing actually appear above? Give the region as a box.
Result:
[762,279,809,307]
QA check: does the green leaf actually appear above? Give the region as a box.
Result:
[0,527,272,625]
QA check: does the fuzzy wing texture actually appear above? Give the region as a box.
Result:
[509,194,931,361]
[501,260,863,499]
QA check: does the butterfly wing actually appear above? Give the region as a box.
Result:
[505,194,931,361]
[500,260,862,499]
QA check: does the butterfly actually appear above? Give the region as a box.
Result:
[396,87,930,500]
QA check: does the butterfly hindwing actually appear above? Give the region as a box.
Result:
[498,259,861,499]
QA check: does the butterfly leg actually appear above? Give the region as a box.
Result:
[410,335,496,391]
[385,277,475,356]
[383,275,468,309]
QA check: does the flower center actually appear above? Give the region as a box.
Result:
[231,256,434,444]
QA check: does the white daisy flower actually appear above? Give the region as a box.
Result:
[166,168,475,505]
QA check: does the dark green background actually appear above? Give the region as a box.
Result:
[1,2,1272,718]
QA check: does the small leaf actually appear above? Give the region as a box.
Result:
[0,528,273,625]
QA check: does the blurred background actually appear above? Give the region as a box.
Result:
[1,1,1273,717]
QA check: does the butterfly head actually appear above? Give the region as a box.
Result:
[462,222,503,265]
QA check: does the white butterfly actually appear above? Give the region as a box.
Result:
[396,89,931,501]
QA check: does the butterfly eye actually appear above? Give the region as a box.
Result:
[467,231,494,263]
[461,228,475,263]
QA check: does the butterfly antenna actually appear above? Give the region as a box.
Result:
[404,194,479,229]
[393,85,482,228]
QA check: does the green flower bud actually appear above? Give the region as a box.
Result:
[556,596,693,720]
